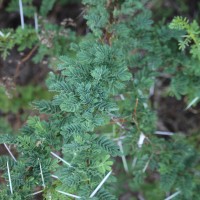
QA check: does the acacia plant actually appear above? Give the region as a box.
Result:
[0,0,200,200]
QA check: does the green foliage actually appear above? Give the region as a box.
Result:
[1,1,77,63]
[0,26,76,63]
[15,27,38,51]
[169,17,200,104]
[169,16,200,53]
[1,1,200,200]
[96,188,116,200]
[0,27,37,60]
[0,30,14,60]
[6,0,36,18]
[7,0,56,17]
[40,0,56,16]
[0,85,52,113]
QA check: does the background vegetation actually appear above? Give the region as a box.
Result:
[0,0,200,199]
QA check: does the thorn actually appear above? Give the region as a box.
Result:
[19,0,25,29]
[51,152,72,167]
[131,156,137,169]
[38,159,45,188]
[137,132,146,148]
[185,97,199,110]
[56,190,81,199]
[89,171,112,198]
[51,174,59,179]
[142,156,152,173]
[149,84,155,97]
[155,131,174,136]
[120,94,125,100]
[164,190,181,200]
[118,140,129,173]
[27,190,44,196]
[0,31,4,37]
[4,143,17,162]
[7,161,13,194]
[34,12,38,32]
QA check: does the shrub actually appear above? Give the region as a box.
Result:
[0,1,200,199]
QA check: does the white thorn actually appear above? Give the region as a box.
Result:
[51,174,59,179]
[142,157,151,173]
[7,161,13,194]
[131,156,137,168]
[89,171,112,198]
[113,135,126,141]
[34,12,38,32]
[0,31,4,37]
[118,140,129,173]
[19,0,25,29]
[137,132,146,148]
[56,190,81,199]
[155,131,174,136]
[149,84,155,97]
[185,97,199,110]
[51,152,72,167]
[138,193,145,200]
[120,94,125,100]
[38,159,45,188]
[27,190,44,196]
[4,143,17,162]
[164,190,181,200]
[108,113,125,129]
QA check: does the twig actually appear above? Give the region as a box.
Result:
[108,113,125,129]
[132,98,140,132]
[14,45,38,80]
